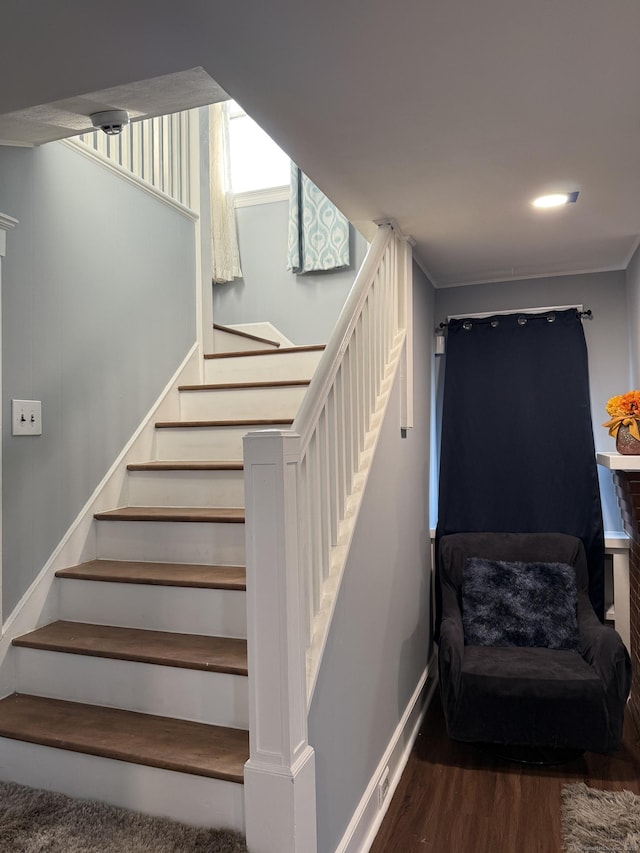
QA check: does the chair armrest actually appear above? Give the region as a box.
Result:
[438,605,465,724]
[579,609,631,702]
[576,591,631,750]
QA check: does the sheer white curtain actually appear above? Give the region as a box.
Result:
[210,102,242,283]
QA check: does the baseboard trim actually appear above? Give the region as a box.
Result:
[335,657,438,853]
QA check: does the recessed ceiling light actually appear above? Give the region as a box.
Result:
[532,191,579,209]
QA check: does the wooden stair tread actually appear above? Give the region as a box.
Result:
[94,507,245,523]
[0,694,248,782]
[13,621,247,675]
[55,560,246,589]
[178,379,310,391]
[127,461,243,472]
[205,344,325,360]
[155,418,293,429]
[213,322,280,348]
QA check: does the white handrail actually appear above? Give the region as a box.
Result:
[245,220,411,678]
[77,110,194,209]
[293,225,393,449]
[242,225,411,851]
[296,226,410,683]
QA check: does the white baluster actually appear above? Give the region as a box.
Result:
[399,238,414,430]
[308,434,322,613]
[170,112,180,202]
[326,387,340,547]
[180,112,190,208]
[318,408,331,580]
[335,364,347,521]
[298,456,313,647]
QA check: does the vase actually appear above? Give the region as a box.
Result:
[616,424,640,455]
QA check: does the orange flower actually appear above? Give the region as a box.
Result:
[607,391,640,418]
[606,395,624,417]
[603,391,640,439]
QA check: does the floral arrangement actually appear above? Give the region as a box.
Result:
[603,391,640,440]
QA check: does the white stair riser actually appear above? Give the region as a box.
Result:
[15,649,249,729]
[154,425,258,460]
[0,738,244,830]
[96,520,245,565]
[127,469,244,508]
[213,328,277,353]
[59,579,247,638]
[179,385,307,421]
[205,350,322,383]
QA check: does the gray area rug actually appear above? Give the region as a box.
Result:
[562,782,640,853]
[0,780,249,852]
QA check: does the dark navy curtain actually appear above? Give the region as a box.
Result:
[435,309,604,632]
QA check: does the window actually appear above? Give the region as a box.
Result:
[228,101,290,205]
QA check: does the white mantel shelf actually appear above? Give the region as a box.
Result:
[597,451,633,652]
[597,451,640,471]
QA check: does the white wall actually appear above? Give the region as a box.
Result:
[0,140,196,616]
[308,263,434,853]
[433,270,630,531]
[212,199,369,344]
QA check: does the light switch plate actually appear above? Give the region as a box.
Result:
[12,400,42,436]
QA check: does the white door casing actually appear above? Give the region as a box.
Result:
[0,212,18,630]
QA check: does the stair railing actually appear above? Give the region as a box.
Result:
[77,110,196,209]
[73,107,213,355]
[242,223,412,853]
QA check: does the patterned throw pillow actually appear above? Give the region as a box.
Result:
[461,558,579,650]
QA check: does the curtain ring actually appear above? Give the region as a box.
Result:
[547,313,556,323]
[462,320,473,331]
[517,316,527,326]
[490,319,499,328]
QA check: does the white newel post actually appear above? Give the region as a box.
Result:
[0,214,17,629]
[243,430,317,853]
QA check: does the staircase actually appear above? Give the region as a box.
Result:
[0,326,324,832]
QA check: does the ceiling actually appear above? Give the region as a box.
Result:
[0,69,228,145]
[1,0,640,288]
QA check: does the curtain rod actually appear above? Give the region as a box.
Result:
[439,304,592,329]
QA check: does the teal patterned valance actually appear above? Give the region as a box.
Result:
[287,165,350,274]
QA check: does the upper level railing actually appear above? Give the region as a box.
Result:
[74,107,214,353]
[77,110,195,209]
[241,224,412,853]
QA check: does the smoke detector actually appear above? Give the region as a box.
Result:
[90,109,130,136]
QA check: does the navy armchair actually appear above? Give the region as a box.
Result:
[438,532,631,753]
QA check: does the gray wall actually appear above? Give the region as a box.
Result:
[626,243,640,386]
[308,263,434,853]
[0,140,196,616]
[212,199,368,344]
[433,270,630,531]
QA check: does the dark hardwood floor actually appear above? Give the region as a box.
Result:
[370,694,640,853]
